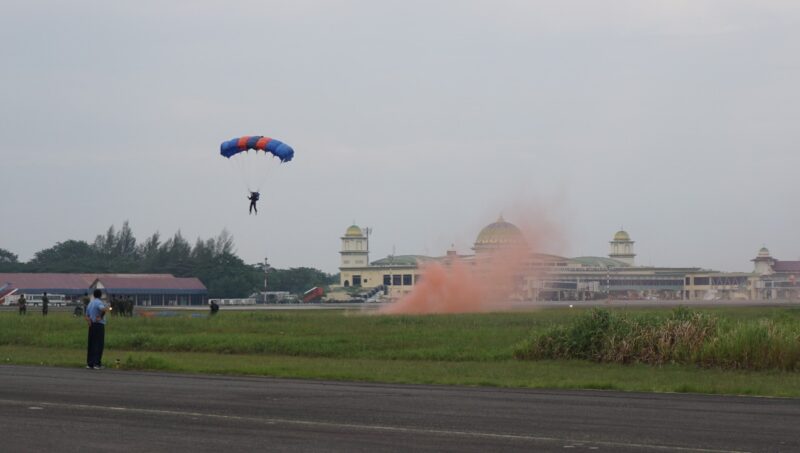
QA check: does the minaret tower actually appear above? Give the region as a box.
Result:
[751,247,775,275]
[340,224,369,269]
[609,229,636,266]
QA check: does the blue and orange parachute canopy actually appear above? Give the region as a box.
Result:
[220,136,294,162]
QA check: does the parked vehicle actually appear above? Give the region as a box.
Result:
[22,293,67,307]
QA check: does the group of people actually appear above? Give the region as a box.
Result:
[108,295,135,317]
[13,289,222,370]
[15,293,49,316]
[14,289,110,369]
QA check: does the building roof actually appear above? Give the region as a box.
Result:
[756,247,772,258]
[531,253,569,262]
[773,261,800,273]
[0,273,206,295]
[0,273,96,294]
[344,225,363,237]
[370,255,433,267]
[613,230,631,241]
[474,215,526,247]
[92,276,207,294]
[569,256,631,268]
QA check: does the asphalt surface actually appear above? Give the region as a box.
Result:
[1,366,798,452]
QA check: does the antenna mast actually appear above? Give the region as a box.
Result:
[263,257,271,294]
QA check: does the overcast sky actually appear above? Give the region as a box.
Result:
[2,1,799,273]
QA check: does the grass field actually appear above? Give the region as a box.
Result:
[1,306,799,397]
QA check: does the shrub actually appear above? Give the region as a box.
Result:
[514,307,799,371]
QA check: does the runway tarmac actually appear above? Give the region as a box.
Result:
[1,365,797,452]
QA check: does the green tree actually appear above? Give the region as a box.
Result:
[136,232,162,271]
[27,240,101,272]
[17,224,335,299]
[0,248,18,264]
[158,231,192,276]
[0,248,22,272]
[266,267,338,294]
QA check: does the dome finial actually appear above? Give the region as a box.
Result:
[498,213,505,222]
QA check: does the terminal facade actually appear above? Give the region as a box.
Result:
[338,218,799,301]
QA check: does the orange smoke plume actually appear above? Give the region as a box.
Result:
[381,210,563,314]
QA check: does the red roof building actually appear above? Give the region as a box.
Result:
[773,261,800,273]
[0,273,207,306]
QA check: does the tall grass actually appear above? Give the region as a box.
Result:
[513,307,800,371]
[2,307,799,371]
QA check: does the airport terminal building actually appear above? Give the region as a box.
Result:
[338,218,799,301]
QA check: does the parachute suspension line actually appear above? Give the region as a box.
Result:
[229,150,274,193]
[228,152,253,193]
[251,151,274,193]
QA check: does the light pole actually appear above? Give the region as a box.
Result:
[264,257,271,297]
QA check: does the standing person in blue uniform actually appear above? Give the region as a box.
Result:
[85,289,110,370]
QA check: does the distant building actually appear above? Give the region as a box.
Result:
[609,230,636,266]
[336,218,798,301]
[750,247,800,299]
[0,273,207,306]
[90,275,207,306]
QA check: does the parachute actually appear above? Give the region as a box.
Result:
[220,136,294,162]
[220,135,294,192]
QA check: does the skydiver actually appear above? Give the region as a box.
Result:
[248,191,260,215]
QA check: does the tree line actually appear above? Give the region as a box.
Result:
[0,222,337,298]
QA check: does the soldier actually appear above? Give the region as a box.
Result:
[81,292,90,312]
[73,301,83,317]
[248,191,260,215]
[18,294,26,315]
[41,292,49,317]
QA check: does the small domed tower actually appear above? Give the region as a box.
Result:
[609,229,636,266]
[751,246,775,275]
[340,224,369,269]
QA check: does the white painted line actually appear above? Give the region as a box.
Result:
[0,398,749,453]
